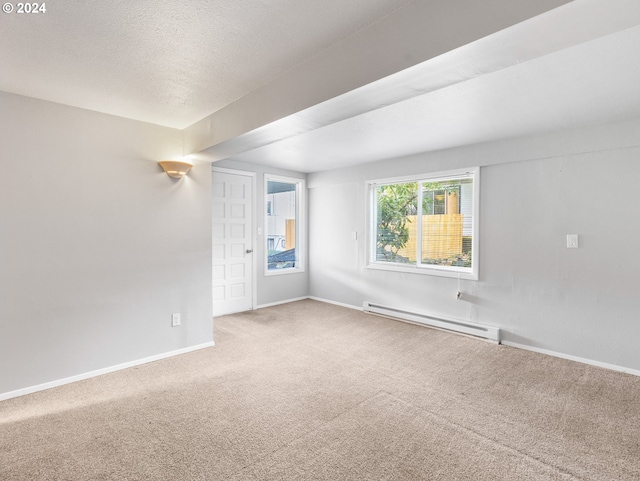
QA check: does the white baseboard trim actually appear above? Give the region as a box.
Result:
[501,341,640,377]
[257,296,362,312]
[0,341,215,401]
[308,296,362,311]
[254,297,640,378]
[256,296,310,309]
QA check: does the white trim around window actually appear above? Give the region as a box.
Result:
[366,167,479,280]
[264,174,306,276]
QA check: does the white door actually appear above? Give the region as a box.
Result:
[212,170,254,316]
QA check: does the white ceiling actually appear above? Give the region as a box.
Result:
[229,24,640,172]
[2,1,639,174]
[0,0,413,128]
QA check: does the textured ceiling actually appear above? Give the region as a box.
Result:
[2,0,639,173]
[0,0,413,128]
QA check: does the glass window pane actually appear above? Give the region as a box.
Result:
[375,182,418,265]
[369,169,477,278]
[266,180,297,271]
[421,179,472,268]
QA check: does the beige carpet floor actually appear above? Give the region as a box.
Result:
[1,299,639,480]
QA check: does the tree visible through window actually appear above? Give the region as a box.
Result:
[371,169,478,278]
[375,182,418,263]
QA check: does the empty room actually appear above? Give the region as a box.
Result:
[1,1,639,480]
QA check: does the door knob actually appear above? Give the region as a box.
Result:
[246,249,253,254]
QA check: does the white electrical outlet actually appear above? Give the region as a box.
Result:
[566,234,579,249]
[171,313,181,327]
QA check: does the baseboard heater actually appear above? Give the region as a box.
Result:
[362,301,500,343]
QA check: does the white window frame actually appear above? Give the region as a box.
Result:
[264,174,306,276]
[366,167,479,280]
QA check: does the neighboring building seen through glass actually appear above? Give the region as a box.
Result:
[372,170,476,276]
[266,180,298,271]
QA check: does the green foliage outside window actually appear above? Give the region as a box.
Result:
[375,183,417,262]
[376,180,468,264]
[372,170,477,277]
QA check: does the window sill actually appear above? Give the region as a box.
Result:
[264,267,306,277]
[366,262,478,280]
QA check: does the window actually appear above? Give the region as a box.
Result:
[368,168,479,279]
[265,175,305,275]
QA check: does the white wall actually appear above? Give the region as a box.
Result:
[308,117,640,372]
[209,159,308,306]
[0,92,213,397]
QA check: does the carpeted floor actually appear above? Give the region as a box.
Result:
[1,299,639,480]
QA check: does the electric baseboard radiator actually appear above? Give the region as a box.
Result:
[362,301,500,343]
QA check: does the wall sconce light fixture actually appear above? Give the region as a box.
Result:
[158,160,193,179]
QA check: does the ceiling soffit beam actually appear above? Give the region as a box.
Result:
[185,0,576,159]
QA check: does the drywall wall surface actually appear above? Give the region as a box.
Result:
[308,118,640,372]
[478,149,640,365]
[209,159,309,306]
[308,117,640,188]
[0,92,213,396]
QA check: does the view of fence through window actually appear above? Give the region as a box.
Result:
[374,175,474,271]
[266,179,298,271]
